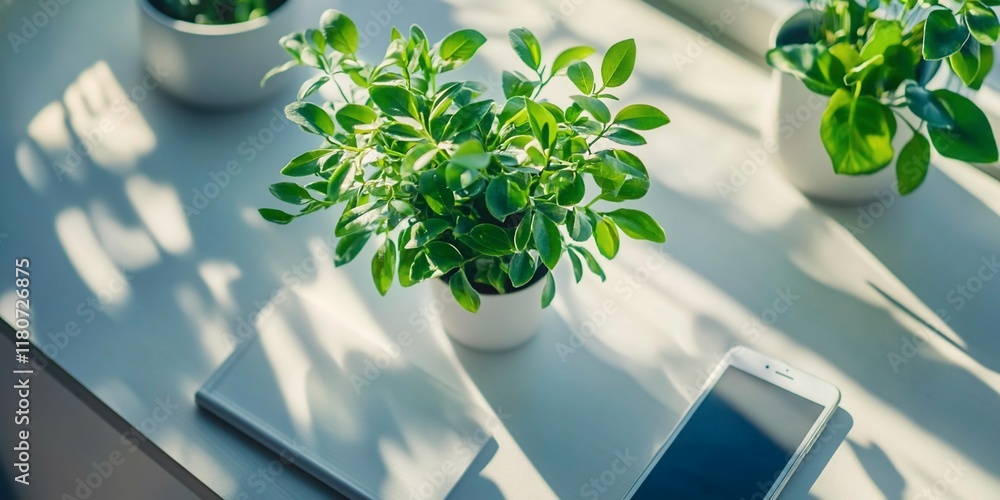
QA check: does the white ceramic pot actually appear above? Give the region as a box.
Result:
[137,0,304,108]
[430,276,546,352]
[763,9,907,205]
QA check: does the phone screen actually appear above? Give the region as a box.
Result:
[631,366,823,499]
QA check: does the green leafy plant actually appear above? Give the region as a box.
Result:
[767,0,999,194]
[259,10,669,311]
[151,0,283,24]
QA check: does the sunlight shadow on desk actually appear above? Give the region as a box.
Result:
[849,440,906,500]
[816,164,1000,374]
[194,280,496,499]
[782,408,855,499]
[635,172,1000,488]
[454,311,673,499]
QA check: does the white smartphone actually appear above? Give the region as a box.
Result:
[624,346,840,499]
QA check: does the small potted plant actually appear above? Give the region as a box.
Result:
[138,0,306,107]
[764,0,998,203]
[258,11,669,351]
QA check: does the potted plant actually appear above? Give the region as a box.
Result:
[258,10,669,351]
[764,0,998,203]
[138,0,306,107]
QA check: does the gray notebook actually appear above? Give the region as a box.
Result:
[196,310,492,500]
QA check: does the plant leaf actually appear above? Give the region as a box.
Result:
[405,219,451,249]
[509,252,537,288]
[905,85,955,128]
[594,216,620,258]
[326,159,355,200]
[860,20,903,60]
[570,95,611,123]
[335,104,378,131]
[285,102,336,137]
[553,46,596,73]
[613,104,670,130]
[532,213,562,269]
[765,44,846,95]
[967,1,1000,46]
[604,208,665,242]
[924,9,970,60]
[298,74,329,100]
[335,231,371,266]
[820,88,895,174]
[567,61,595,94]
[515,213,533,251]
[320,9,359,54]
[370,85,420,120]
[438,29,487,70]
[927,89,999,162]
[445,99,494,138]
[424,241,463,274]
[509,28,542,70]
[336,201,385,237]
[601,39,636,88]
[896,132,931,195]
[526,99,558,148]
[259,208,295,225]
[261,60,298,88]
[382,122,426,141]
[371,238,396,296]
[269,182,313,205]
[568,248,584,283]
[466,224,514,256]
[403,142,439,174]
[485,177,529,221]
[449,269,480,312]
[541,271,556,308]
[567,208,594,242]
[605,127,646,145]
[419,169,454,215]
[281,149,336,176]
[949,37,982,86]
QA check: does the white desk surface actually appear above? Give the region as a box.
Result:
[2,0,999,498]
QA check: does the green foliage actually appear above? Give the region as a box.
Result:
[260,12,669,311]
[766,0,999,194]
[152,0,280,24]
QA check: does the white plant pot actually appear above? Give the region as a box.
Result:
[137,0,304,108]
[430,276,546,352]
[762,9,908,205]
